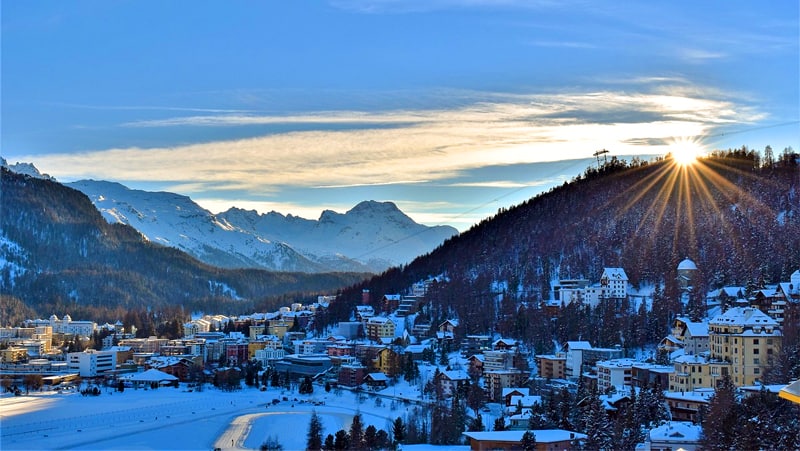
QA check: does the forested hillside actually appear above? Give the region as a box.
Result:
[326,149,800,351]
[0,168,368,325]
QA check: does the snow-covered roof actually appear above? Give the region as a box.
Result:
[565,341,592,350]
[647,421,702,443]
[440,370,469,381]
[493,338,518,347]
[365,372,388,381]
[502,387,529,398]
[673,353,708,364]
[710,307,778,328]
[120,368,178,382]
[663,390,714,403]
[463,430,587,444]
[602,267,628,281]
[675,317,709,337]
[677,258,698,271]
[711,286,744,298]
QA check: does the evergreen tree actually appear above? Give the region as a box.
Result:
[700,374,738,451]
[299,375,314,394]
[306,410,324,451]
[493,416,506,431]
[349,413,365,450]
[363,425,378,451]
[583,394,614,451]
[520,430,537,451]
[392,417,405,445]
[323,434,335,451]
[468,413,485,432]
[333,430,349,450]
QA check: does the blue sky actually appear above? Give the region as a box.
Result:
[2,1,798,231]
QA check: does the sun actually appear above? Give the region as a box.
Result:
[669,138,706,167]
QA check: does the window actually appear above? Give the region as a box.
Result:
[754,368,760,374]
[767,339,773,345]
[754,358,760,365]
[753,348,760,355]
[753,339,759,345]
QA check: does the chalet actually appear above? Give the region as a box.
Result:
[502,387,529,406]
[508,395,542,413]
[435,369,470,398]
[364,372,388,389]
[468,354,485,377]
[664,390,713,422]
[355,305,375,321]
[670,317,710,356]
[381,294,401,314]
[492,338,517,350]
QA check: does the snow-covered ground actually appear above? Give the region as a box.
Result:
[1,381,467,451]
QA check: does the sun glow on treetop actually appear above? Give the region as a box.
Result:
[669,138,706,166]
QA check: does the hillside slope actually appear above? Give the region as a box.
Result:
[329,151,800,335]
[0,168,368,317]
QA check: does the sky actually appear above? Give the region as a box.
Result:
[2,1,798,231]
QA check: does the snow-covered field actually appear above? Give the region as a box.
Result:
[0,383,438,451]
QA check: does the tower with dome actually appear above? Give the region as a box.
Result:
[677,257,698,292]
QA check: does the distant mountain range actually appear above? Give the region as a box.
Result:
[0,157,457,274]
[0,163,371,321]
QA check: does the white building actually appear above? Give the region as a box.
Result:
[637,421,702,451]
[556,268,629,308]
[67,349,117,377]
[597,358,636,392]
[32,314,97,337]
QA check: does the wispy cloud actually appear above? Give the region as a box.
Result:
[677,48,728,63]
[22,88,760,211]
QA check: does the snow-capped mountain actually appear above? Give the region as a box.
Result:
[0,157,55,181]
[218,201,459,271]
[0,159,457,273]
[65,180,328,273]
[64,181,457,273]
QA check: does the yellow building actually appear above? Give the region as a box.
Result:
[364,317,396,342]
[0,347,28,363]
[669,354,713,392]
[708,307,781,387]
[372,347,399,377]
[536,354,566,379]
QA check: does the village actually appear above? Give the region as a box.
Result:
[2,260,800,450]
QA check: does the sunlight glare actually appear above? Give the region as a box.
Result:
[669,138,705,167]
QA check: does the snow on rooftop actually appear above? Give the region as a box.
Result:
[648,421,702,443]
[710,307,778,327]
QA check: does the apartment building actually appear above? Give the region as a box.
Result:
[708,307,781,387]
[67,349,117,377]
